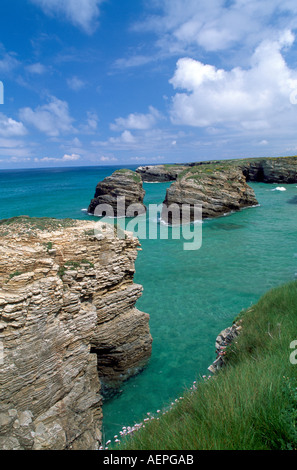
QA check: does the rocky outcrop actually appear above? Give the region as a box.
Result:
[208,323,241,374]
[0,216,152,450]
[238,156,297,183]
[88,169,146,216]
[162,165,258,223]
[136,164,188,182]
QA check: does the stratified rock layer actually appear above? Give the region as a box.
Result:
[0,217,152,450]
[88,169,146,216]
[162,165,258,222]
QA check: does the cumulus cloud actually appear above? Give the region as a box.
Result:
[169,31,297,131]
[110,106,162,131]
[136,0,297,54]
[19,96,75,136]
[29,0,105,34]
[0,114,27,137]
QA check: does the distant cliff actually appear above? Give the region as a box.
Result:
[136,156,297,184]
[0,216,152,450]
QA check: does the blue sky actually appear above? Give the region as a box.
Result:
[2,0,297,168]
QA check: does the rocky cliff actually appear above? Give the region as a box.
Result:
[238,156,297,183]
[136,156,297,184]
[162,165,258,222]
[88,169,146,216]
[0,216,152,450]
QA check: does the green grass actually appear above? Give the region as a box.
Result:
[0,216,77,232]
[177,155,297,181]
[114,169,141,183]
[114,281,297,450]
[58,259,94,277]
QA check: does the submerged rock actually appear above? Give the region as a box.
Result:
[88,169,146,217]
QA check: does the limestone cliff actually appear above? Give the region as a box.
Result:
[0,216,152,450]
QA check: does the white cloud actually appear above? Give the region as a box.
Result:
[19,96,75,136]
[113,55,154,69]
[0,114,27,137]
[137,0,297,55]
[110,106,162,131]
[34,153,80,163]
[111,130,136,144]
[30,0,105,34]
[100,155,118,162]
[62,153,80,161]
[25,62,47,74]
[169,32,297,131]
[67,76,86,91]
[79,111,99,133]
[0,48,20,75]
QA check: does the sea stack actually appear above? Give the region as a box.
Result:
[162,164,258,223]
[88,169,146,217]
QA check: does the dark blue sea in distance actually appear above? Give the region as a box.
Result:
[1,165,297,443]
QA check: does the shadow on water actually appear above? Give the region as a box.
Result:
[287,195,297,204]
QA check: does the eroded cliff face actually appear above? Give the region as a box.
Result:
[0,217,152,450]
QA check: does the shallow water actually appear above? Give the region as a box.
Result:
[1,167,296,444]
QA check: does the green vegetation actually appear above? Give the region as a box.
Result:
[45,241,53,251]
[176,155,297,181]
[0,216,76,232]
[58,259,94,278]
[8,271,23,279]
[114,169,141,183]
[115,281,297,450]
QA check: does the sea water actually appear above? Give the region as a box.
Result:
[0,166,296,443]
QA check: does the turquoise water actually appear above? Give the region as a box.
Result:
[1,167,297,444]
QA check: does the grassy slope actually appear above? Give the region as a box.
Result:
[116,281,297,450]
